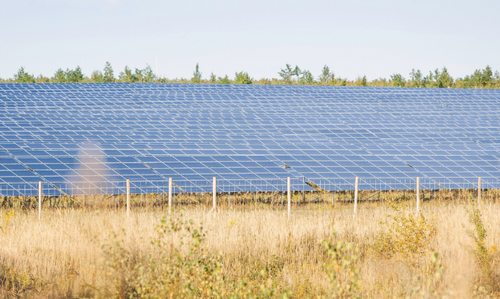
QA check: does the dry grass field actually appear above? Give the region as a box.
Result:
[1,196,499,298]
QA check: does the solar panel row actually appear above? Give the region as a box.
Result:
[0,83,499,192]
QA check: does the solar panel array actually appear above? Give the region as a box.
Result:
[0,83,499,192]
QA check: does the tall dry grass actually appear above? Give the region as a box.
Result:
[1,198,500,298]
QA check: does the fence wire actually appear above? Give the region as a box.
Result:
[0,177,498,209]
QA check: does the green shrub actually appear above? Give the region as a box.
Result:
[217,75,231,84]
[99,212,224,298]
[372,201,436,268]
[235,72,252,84]
[99,211,291,298]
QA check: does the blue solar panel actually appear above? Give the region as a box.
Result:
[0,83,499,193]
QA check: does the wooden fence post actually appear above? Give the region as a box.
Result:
[126,179,130,217]
[286,177,292,219]
[38,181,42,220]
[287,177,291,219]
[302,177,305,203]
[168,178,172,213]
[416,177,420,215]
[478,177,482,208]
[353,177,359,218]
[213,177,217,213]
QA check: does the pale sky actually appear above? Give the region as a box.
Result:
[1,0,499,81]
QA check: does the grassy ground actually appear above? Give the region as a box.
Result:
[1,197,499,298]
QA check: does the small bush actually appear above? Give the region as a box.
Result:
[98,210,291,298]
[99,211,225,298]
[372,200,436,268]
[235,72,252,84]
[217,75,231,84]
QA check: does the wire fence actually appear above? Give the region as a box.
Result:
[0,177,499,210]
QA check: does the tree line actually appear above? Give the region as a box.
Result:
[2,62,500,89]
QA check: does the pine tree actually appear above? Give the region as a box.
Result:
[103,62,115,83]
[300,70,315,84]
[292,65,301,82]
[134,68,144,82]
[119,66,136,83]
[278,64,294,84]
[483,65,493,86]
[52,68,66,83]
[142,65,156,83]
[437,67,453,88]
[390,74,406,87]
[66,66,84,83]
[318,65,334,85]
[13,67,35,83]
[209,73,217,84]
[409,69,424,87]
[191,63,202,83]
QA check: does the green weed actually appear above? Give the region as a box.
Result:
[372,200,436,268]
[321,231,361,299]
[0,210,14,234]
[98,210,291,298]
[465,195,500,296]
[0,264,44,298]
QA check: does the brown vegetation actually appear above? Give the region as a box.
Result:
[1,196,500,298]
